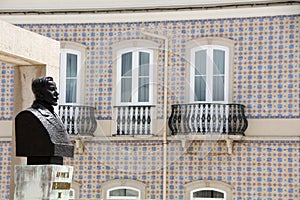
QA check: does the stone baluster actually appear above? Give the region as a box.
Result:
[147,106,151,135]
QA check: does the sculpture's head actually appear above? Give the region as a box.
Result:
[32,76,59,106]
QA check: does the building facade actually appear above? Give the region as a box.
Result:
[0,1,299,199]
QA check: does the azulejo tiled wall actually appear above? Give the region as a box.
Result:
[62,139,299,200]
[0,14,295,120]
[65,140,164,199]
[0,141,11,200]
[0,139,299,199]
[166,140,299,200]
[0,13,299,200]
[0,63,14,120]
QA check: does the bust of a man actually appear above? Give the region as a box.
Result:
[15,76,74,165]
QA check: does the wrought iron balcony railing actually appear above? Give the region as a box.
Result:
[168,103,248,136]
[59,105,97,136]
[114,105,154,136]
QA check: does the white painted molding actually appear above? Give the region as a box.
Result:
[0,5,299,24]
[246,118,300,137]
[0,137,12,141]
[0,121,12,138]
[2,118,299,141]
[184,180,233,200]
[0,0,291,11]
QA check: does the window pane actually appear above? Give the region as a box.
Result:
[66,53,78,77]
[125,189,139,197]
[121,78,132,102]
[122,52,132,76]
[138,52,150,102]
[66,79,77,103]
[139,52,150,76]
[213,50,225,75]
[195,50,206,75]
[194,76,206,101]
[213,76,224,101]
[193,190,224,198]
[109,189,139,197]
[138,77,149,102]
[110,189,125,196]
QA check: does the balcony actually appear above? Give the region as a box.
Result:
[168,103,248,136]
[59,105,97,136]
[113,105,154,136]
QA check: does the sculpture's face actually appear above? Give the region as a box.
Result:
[41,81,59,106]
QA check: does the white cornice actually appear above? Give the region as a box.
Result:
[0,5,299,24]
[0,0,290,11]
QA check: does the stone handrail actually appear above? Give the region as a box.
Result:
[59,105,97,136]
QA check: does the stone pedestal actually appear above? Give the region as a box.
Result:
[14,165,73,200]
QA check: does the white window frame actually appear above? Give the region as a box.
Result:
[69,188,75,200]
[191,188,226,200]
[116,48,154,106]
[107,186,141,200]
[60,48,82,105]
[102,179,146,200]
[184,180,233,200]
[190,45,229,103]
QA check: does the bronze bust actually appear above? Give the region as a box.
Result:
[15,76,74,165]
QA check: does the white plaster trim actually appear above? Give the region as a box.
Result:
[0,0,285,11]
[246,118,300,137]
[0,137,12,141]
[0,5,299,24]
[70,134,300,142]
[70,135,165,142]
[0,120,12,138]
[242,136,300,141]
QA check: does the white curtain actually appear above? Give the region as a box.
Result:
[194,50,206,101]
[66,53,78,103]
[213,49,225,101]
[138,52,150,102]
[66,79,77,103]
[121,52,133,102]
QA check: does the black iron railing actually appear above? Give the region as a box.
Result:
[59,105,97,136]
[114,105,154,136]
[168,103,247,135]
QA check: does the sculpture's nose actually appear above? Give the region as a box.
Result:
[54,90,59,96]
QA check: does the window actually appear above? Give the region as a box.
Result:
[186,37,234,104]
[69,188,75,199]
[107,187,140,199]
[116,48,153,105]
[112,40,159,136]
[184,180,233,200]
[192,188,226,200]
[190,45,229,103]
[60,49,81,104]
[59,42,86,105]
[101,179,146,200]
